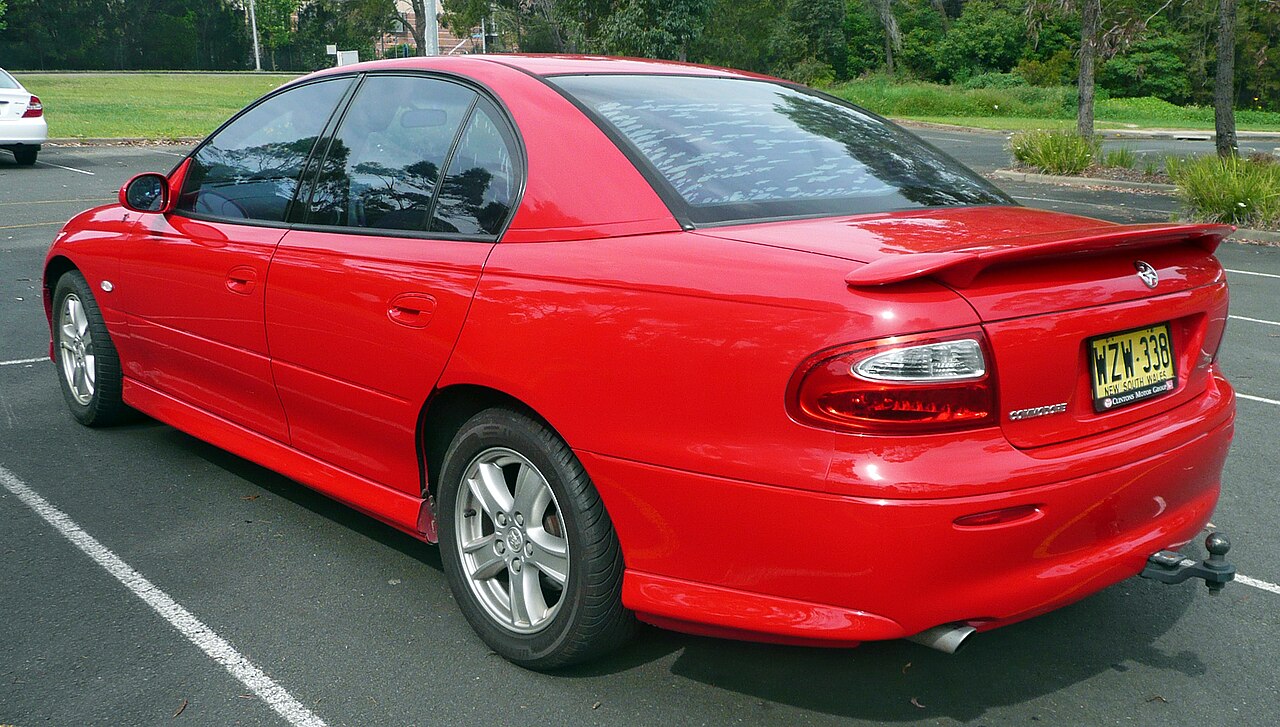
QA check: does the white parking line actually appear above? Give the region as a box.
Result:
[150,149,187,157]
[1230,315,1280,327]
[0,465,328,727]
[36,160,95,176]
[0,357,48,367]
[1239,393,1280,406]
[1238,574,1280,595]
[1227,268,1280,280]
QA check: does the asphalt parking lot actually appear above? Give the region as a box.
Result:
[1,141,1278,726]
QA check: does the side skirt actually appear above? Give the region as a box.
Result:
[123,378,431,542]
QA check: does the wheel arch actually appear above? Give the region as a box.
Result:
[416,383,559,501]
[43,255,79,324]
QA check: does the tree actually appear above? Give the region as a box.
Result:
[601,0,711,61]
[1077,0,1099,137]
[866,0,901,75]
[257,0,301,69]
[0,0,8,32]
[1214,0,1237,157]
[397,0,437,55]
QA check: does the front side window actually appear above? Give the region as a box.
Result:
[551,74,1010,225]
[177,78,352,223]
[303,75,476,232]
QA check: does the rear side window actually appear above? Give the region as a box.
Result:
[551,75,1010,225]
[302,75,476,232]
[177,78,352,223]
[430,101,518,236]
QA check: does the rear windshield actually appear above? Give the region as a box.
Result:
[551,74,1010,225]
[0,71,20,90]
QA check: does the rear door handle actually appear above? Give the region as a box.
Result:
[388,293,437,329]
[226,265,258,294]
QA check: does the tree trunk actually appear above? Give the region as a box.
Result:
[1077,0,1099,138]
[1214,0,1238,158]
[884,32,894,75]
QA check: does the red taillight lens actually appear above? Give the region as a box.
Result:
[22,95,43,118]
[789,330,997,434]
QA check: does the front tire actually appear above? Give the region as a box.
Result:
[52,271,130,426]
[438,408,634,669]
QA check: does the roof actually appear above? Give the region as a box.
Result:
[308,53,776,81]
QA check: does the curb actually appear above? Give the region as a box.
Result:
[47,137,201,146]
[990,170,1280,245]
[991,169,1177,192]
[1230,228,1280,245]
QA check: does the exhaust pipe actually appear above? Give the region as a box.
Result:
[906,624,977,654]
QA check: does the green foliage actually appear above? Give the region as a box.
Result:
[0,0,7,33]
[1098,26,1190,104]
[601,0,711,60]
[960,72,1027,90]
[829,76,1077,119]
[842,2,883,77]
[1142,160,1158,176]
[1168,155,1280,228]
[1016,49,1076,87]
[689,0,784,73]
[1008,130,1100,175]
[1102,147,1136,169]
[932,1,1026,82]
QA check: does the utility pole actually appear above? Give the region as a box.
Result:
[248,0,263,71]
[425,0,439,56]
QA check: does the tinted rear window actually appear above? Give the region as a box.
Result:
[551,75,1009,225]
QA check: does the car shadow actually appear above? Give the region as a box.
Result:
[140,420,1207,721]
[148,423,444,573]
[584,575,1203,721]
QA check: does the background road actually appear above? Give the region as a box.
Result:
[1,140,1278,726]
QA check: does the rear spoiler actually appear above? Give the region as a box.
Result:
[845,223,1234,288]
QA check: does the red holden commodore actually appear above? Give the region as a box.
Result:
[44,56,1237,669]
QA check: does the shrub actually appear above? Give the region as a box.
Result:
[1167,155,1280,228]
[1009,130,1100,175]
[1103,148,1136,169]
[1016,49,1076,87]
[960,72,1027,90]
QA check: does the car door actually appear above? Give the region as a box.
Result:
[265,74,520,493]
[115,77,354,441]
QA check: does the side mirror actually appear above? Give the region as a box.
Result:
[119,172,171,213]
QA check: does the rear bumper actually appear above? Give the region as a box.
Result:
[584,378,1234,645]
[1,116,48,145]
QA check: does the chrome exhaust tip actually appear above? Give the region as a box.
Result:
[906,624,977,654]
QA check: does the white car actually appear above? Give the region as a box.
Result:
[1,68,46,166]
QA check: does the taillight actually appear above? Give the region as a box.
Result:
[22,95,43,118]
[789,330,997,434]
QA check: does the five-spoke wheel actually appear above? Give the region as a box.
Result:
[438,408,634,669]
[51,271,129,426]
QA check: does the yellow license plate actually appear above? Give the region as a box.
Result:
[1089,323,1176,412]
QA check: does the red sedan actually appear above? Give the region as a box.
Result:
[43,56,1236,668]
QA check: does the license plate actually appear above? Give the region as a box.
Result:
[1088,323,1176,412]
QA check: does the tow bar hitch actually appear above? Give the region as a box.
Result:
[1140,532,1235,594]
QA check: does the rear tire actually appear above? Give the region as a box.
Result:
[52,271,131,426]
[438,408,634,669]
[13,145,38,166]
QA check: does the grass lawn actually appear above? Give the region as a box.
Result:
[827,77,1280,133]
[14,72,298,140]
[8,71,1280,139]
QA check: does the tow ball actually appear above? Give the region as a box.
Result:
[1140,532,1236,594]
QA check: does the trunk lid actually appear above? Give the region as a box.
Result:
[0,89,33,119]
[696,206,1233,449]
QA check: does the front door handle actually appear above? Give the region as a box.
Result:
[226,265,258,295]
[388,293,437,329]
